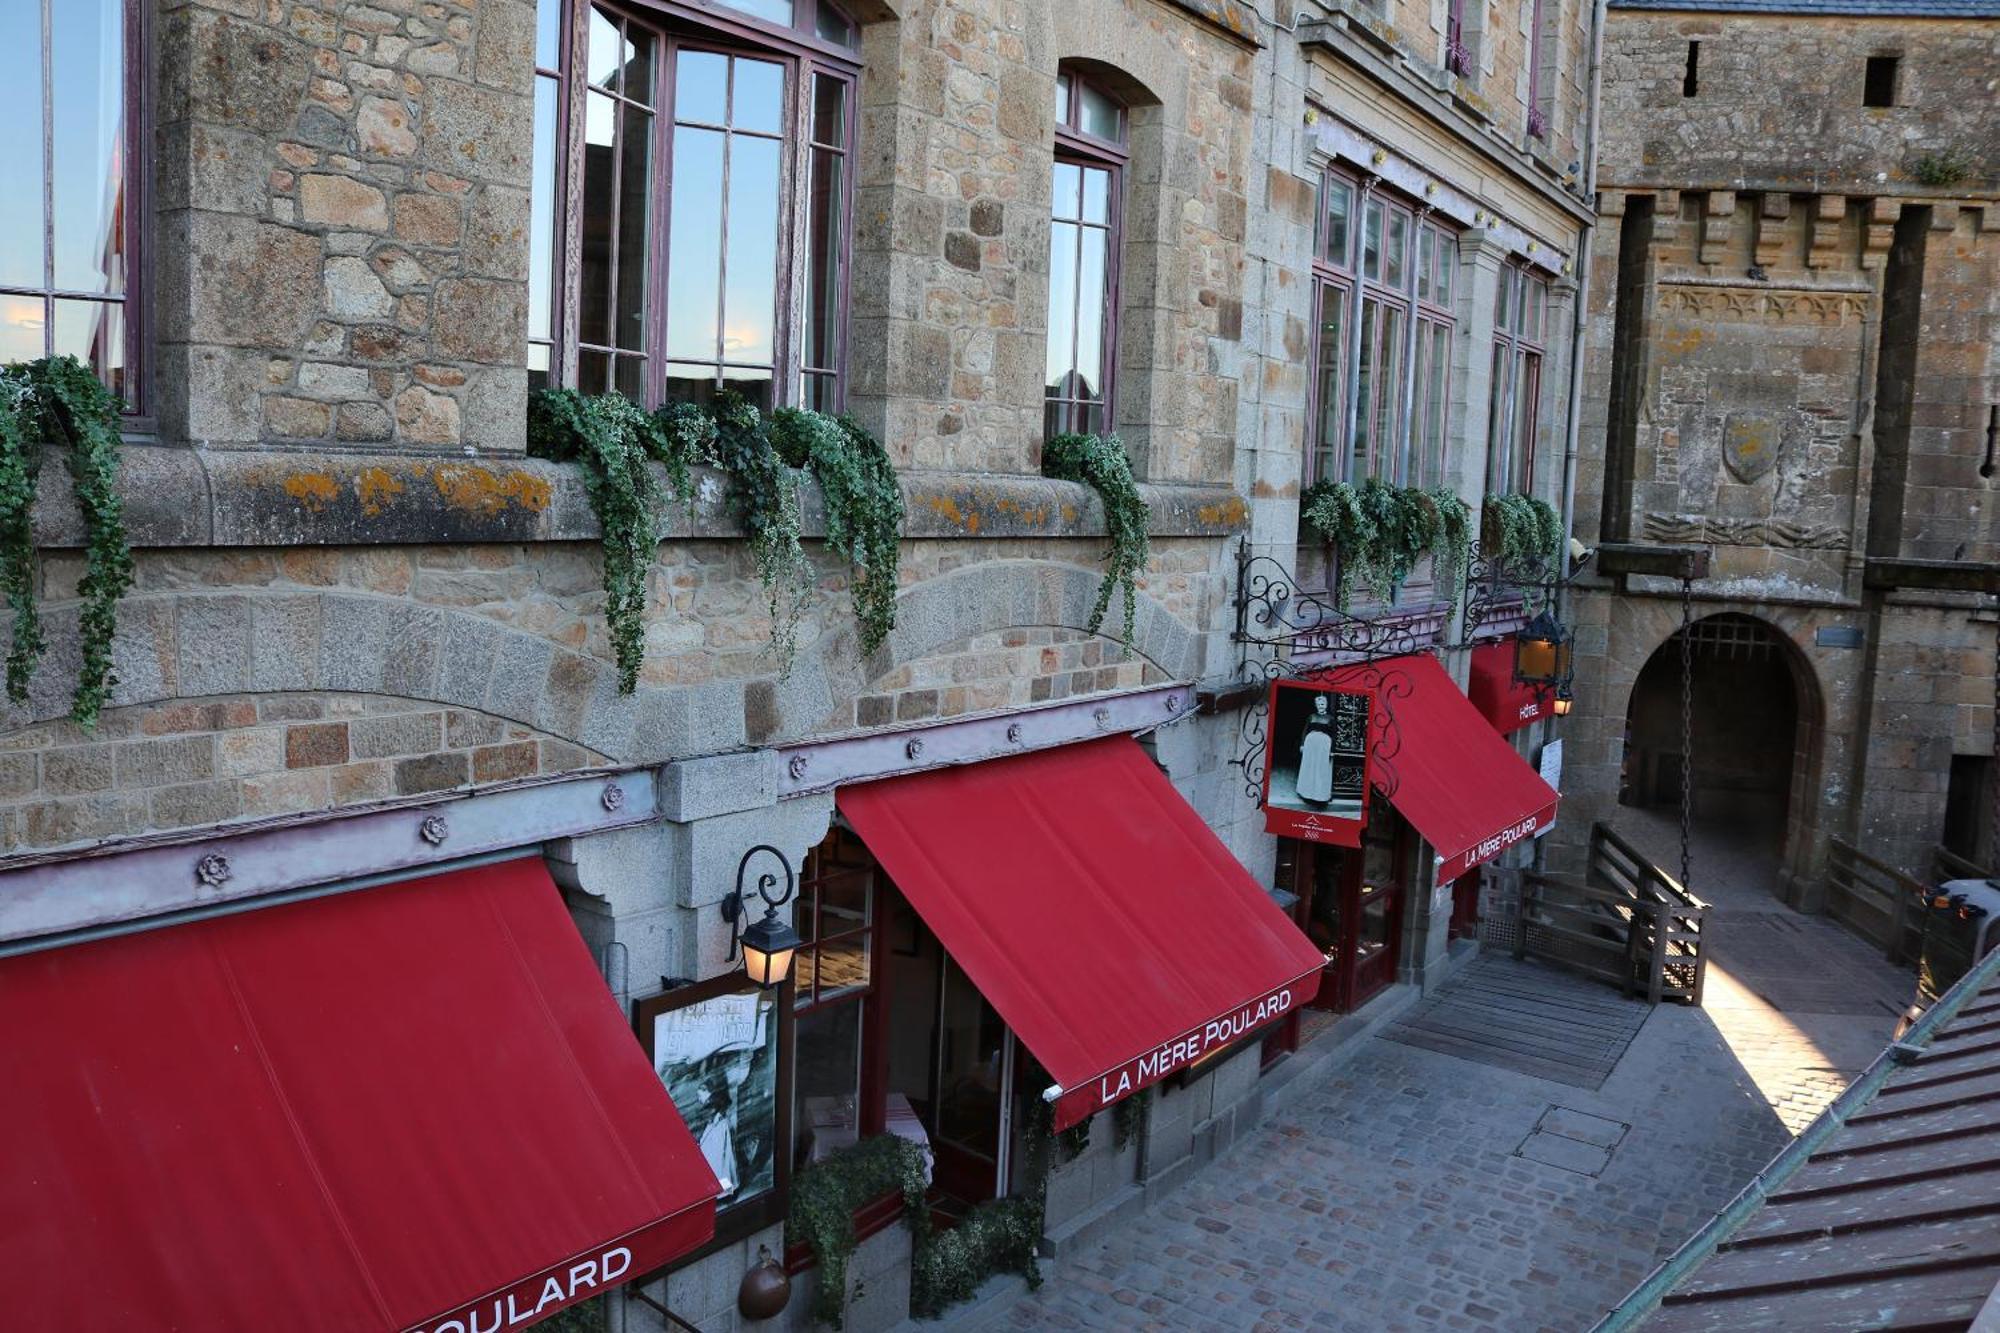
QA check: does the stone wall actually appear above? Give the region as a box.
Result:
[1598,12,2000,196]
[156,0,534,452]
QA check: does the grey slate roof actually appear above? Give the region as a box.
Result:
[1612,0,2000,16]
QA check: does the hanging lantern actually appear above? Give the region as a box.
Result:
[1552,683,1573,717]
[722,845,803,990]
[1514,608,1572,688]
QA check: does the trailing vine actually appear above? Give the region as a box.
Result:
[1482,493,1564,570]
[0,355,134,728]
[526,389,716,692]
[786,1134,931,1330]
[1301,477,1470,610]
[710,392,814,672]
[1042,433,1149,648]
[769,408,905,655]
[527,390,906,684]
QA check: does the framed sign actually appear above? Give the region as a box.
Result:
[1262,679,1373,846]
[636,974,791,1238]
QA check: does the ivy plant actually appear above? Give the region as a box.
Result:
[768,408,905,655]
[0,355,134,729]
[1482,493,1565,570]
[1301,477,1471,610]
[1042,433,1150,649]
[786,1133,931,1330]
[708,392,815,672]
[909,1195,1045,1317]
[526,389,716,692]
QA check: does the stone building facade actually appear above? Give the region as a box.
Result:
[1557,0,2000,898]
[1,0,1598,1328]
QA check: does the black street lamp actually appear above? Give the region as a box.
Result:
[1513,607,1573,688]
[721,845,803,989]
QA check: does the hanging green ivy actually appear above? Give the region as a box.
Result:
[909,1195,1045,1317]
[768,408,905,655]
[1042,433,1149,649]
[526,389,716,692]
[0,355,133,729]
[1482,493,1564,569]
[709,392,814,672]
[1301,477,1470,611]
[786,1133,932,1330]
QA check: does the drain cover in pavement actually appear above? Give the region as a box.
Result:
[1514,1105,1631,1177]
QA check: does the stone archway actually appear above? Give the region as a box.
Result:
[1621,612,1827,899]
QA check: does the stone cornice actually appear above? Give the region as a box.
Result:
[27,445,1248,549]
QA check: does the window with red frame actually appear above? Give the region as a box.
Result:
[1307,168,1458,490]
[790,824,883,1173]
[1487,263,1549,495]
[1045,68,1126,440]
[528,0,858,411]
[0,0,142,408]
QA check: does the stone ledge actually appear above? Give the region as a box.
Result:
[27,445,1247,549]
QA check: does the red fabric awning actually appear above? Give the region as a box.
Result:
[838,736,1326,1131]
[1468,640,1550,734]
[1323,653,1559,882]
[0,858,719,1333]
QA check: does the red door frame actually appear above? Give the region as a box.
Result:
[1277,828,1409,1015]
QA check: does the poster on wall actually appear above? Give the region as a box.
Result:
[638,982,780,1209]
[1262,679,1373,846]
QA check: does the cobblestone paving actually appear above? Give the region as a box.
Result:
[1002,818,1914,1331]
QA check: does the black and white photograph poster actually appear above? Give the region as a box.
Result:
[1262,679,1373,846]
[645,985,779,1208]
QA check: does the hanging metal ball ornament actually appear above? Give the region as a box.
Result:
[738,1245,791,1319]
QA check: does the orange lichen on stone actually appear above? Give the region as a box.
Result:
[1196,496,1248,527]
[356,467,406,517]
[923,494,978,533]
[282,473,340,511]
[431,465,553,517]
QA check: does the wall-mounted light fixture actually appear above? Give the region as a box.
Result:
[720,845,802,989]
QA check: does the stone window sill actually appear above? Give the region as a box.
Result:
[25,445,1249,549]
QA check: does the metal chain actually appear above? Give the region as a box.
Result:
[1680,573,1695,893]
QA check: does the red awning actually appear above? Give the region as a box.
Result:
[839,736,1326,1131]
[1324,653,1559,882]
[0,859,719,1333]
[1468,640,1550,734]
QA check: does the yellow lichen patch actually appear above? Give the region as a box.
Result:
[1196,495,1249,527]
[432,465,554,517]
[356,467,406,517]
[282,473,340,511]
[1661,326,1704,357]
[923,494,977,531]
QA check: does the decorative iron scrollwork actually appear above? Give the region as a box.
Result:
[1230,539,1433,660]
[1458,540,1562,643]
[1231,655,1414,805]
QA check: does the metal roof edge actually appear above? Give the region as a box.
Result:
[1586,941,2000,1332]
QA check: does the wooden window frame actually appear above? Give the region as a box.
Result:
[538,0,859,409]
[1045,67,1127,441]
[1,0,150,418]
[1305,166,1460,491]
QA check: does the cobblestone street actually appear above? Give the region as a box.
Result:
[1000,819,1916,1332]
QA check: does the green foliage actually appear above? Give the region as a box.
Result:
[1482,493,1564,570]
[1042,433,1149,648]
[909,1196,1045,1318]
[1300,477,1472,610]
[0,355,133,728]
[527,390,905,684]
[526,389,716,692]
[768,408,905,655]
[710,392,814,672]
[786,1133,931,1330]
[1909,149,1972,189]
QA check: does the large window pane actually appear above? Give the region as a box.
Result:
[51,0,124,295]
[733,58,786,136]
[1376,303,1406,477]
[1074,226,1107,398]
[723,0,795,25]
[794,1000,863,1174]
[664,125,723,360]
[804,146,843,374]
[674,49,728,124]
[577,92,617,347]
[811,72,846,147]
[1420,320,1448,488]
[1361,200,1383,281]
[1415,226,1433,303]
[1487,342,1512,491]
[528,77,559,344]
[1436,235,1457,306]
[0,4,45,290]
[1311,281,1346,484]
[53,299,123,401]
[587,4,620,92]
[614,103,653,352]
[724,133,781,366]
[0,296,43,364]
[1384,209,1408,292]
[1353,300,1379,477]
[1513,349,1539,490]
[1046,221,1078,392]
[1322,179,1350,269]
[1079,82,1122,141]
[535,0,563,68]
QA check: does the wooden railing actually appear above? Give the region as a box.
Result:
[1513,822,1709,1005]
[1824,838,1931,965]
[1936,844,1992,885]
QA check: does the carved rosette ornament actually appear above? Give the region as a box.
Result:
[418,814,450,846]
[195,854,232,888]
